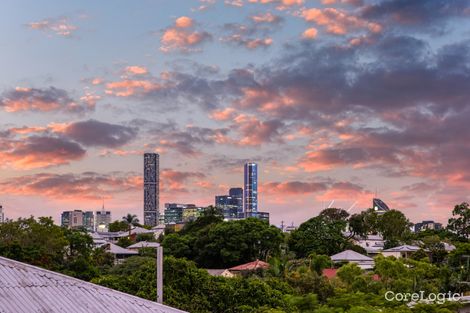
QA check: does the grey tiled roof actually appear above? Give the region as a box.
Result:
[0,256,186,313]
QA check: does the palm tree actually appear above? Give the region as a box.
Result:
[122,214,139,236]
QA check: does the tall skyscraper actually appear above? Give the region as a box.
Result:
[244,163,258,218]
[144,153,159,226]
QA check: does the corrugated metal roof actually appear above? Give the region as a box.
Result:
[229,260,269,271]
[331,250,373,262]
[128,242,161,249]
[0,256,186,313]
[106,243,139,255]
[383,245,421,252]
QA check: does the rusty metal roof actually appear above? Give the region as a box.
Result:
[0,256,186,313]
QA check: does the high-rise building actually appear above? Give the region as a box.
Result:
[61,210,93,230]
[96,207,112,232]
[144,153,159,227]
[230,188,243,218]
[0,205,4,224]
[215,187,243,220]
[164,203,202,224]
[244,163,258,218]
[83,211,94,232]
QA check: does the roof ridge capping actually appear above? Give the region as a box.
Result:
[0,256,186,313]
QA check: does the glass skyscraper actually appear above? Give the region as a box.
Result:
[144,153,159,226]
[215,187,243,220]
[244,162,258,218]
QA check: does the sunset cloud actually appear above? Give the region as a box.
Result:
[221,14,281,49]
[301,7,382,35]
[0,87,93,113]
[161,169,206,193]
[58,120,138,148]
[0,136,86,169]
[125,66,149,76]
[302,27,318,39]
[160,17,212,53]
[0,172,140,200]
[28,17,78,37]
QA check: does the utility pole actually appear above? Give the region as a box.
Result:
[156,245,163,303]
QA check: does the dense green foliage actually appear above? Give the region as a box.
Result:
[0,204,469,312]
[0,217,113,279]
[288,214,350,257]
[448,203,470,240]
[162,211,284,268]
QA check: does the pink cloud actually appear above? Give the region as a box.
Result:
[105,80,164,97]
[160,17,212,53]
[210,108,237,121]
[301,7,382,35]
[28,18,78,37]
[125,66,149,75]
[302,27,318,39]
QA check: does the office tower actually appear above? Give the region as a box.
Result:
[215,187,243,220]
[164,203,202,224]
[144,153,159,227]
[0,205,4,224]
[96,207,112,232]
[83,211,94,232]
[229,188,243,218]
[244,163,258,218]
[61,210,86,229]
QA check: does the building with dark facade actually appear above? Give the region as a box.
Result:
[215,187,243,220]
[414,220,443,232]
[144,153,159,227]
[164,203,203,224]
[244,163,258,217]
[372,198,390,215]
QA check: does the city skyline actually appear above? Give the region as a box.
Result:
[1,0,470,226]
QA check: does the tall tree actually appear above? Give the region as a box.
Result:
[377,210,412,247]
[122,213,139,236]
[348,209,379,238]
[447,202,470,239]
[288,215,348,258]
[319,208,350,222]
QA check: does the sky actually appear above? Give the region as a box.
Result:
[1,0,470,227]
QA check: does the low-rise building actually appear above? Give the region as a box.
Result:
[206,269,235,278]
[382,245,423,258]
[229,259,270,274]
[128,241,160,251]
[330,250,375,270]
[414,220,443,232]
